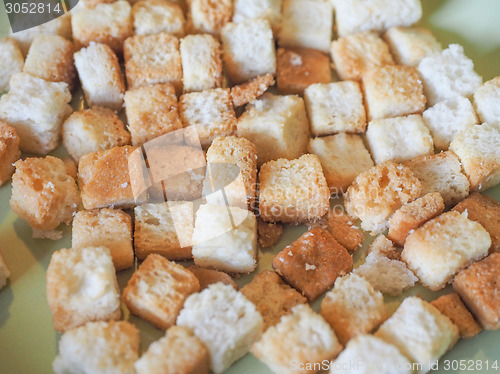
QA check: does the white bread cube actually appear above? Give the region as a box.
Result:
[304,81,367,136]
[177,283,264,373]
[375,297,459,374]
[233,0,282,33]
[418,44,483,106]
[237,93,309,166]
[0,250,10,290]
[188,0,232,35]
[132,0,185,36]
[474,76,500,129]
[402,211,491,290]
[0,38,24,92]
[0,121,21,186]
[221,19,276,84]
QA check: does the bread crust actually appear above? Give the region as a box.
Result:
[231,74,274,107]
[0,121,20,186]
[431,293,482,338]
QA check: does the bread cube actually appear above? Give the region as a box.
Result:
[402,211,491,290]
[123,254,200,329]
[326,207,364,251]
[384,27,442,67]
[450,124,500,191]
[72,208,133,271]
[180,34,223,92]
[81,0,117,8]
[124,32,183,93]
[192,204,257,273]
[0,72,72,154]
[418,44,483,106]
[0,38,24,92]
[259,154,330,223]
[0,122,20,186]
[257,219,283,248]
[276,47,331,95]
[453,253,500,330]
[233,0,282,33]
[308,133,374,191]
[177,283,263,373]
[237,93,309,166]
[221,19,276,84]
[72,0,133,55]
[279,0,333,53]
[366,115,434,165]
[345,161,422,234]
[135,326,209,374]
[187,265,238,290]
[53,321,139,374]
[231,74,275,107]
[330,31,394,81]
[47,247,121,332]
[132,0,185,36]
[188,0,232,35]
[74,43,125,111]
[0,250,10,290]
[367,234,400,260]
[474,76,500,129]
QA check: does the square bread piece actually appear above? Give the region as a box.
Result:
[272,228,353,300]
[330,31,394,81]
[124,83,182,146]
[237,93,309,166]
[276,47,332,95]
[384,27,442,67]
[375,297,459,374]
[326,207,364,251]
[132,0,185,36]
[74,42,125,111]
[345,161,423,234]
[279,0,333,53]
[320,274,387,346]
[402,211,491,291]
[187,0,232,35]
[46,247,121,332]
[0,72,72,155]
[192,204,257,274]
[180,34,223,92]
[72,208,133,271]
[232,0,282,34]
[0,121,20,186]
[0,38,24,92]
[124,32,183,93]
[453,253,500,330]
[230,74,275,108]
[177,283,263,374]
[241,270,307,331]
[418,44,483,106]
[135,326,209,374]
[53,321,139,374]
[62,107,131,161]
[221,19,276,84]
[449,124,500,191]
[0,250,11,290]
[123,254,200,330]
[72,0,133,55]
[308,133,374,191]
[474,76,500,129]
[366,115,434,165]
[252,304,342,374]
[187,265,238,290]
[259,154,330,223]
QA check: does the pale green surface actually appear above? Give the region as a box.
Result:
[1,0,500,373]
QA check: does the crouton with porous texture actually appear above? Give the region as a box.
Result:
[233,0,282,34]
[0,38,24,92]
[0,121,20,186]
[384,27,441,67]
[326,207,364,251]
[367,235,400,260]
[474,76,500,129]
[257,220,283,248]
[132,0,185,36]
[187,0,232,35]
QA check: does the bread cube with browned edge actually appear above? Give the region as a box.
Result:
[259,154,330,223]
[233,0,282,34]
[257,219,283,248]
[325,207,364,251]
[474,76,500,129]
[453,253,500,330]
[132,0,185,36]
[231,74,275,107]
[53,321,139,374]
[0,37,24,92]
[10,156,80,239]
[367,234,400,260]
[123,254,200,330]
[187,0,232,35]
[47,247,121,332]
[72,208,133,271]
[402,211,491,291]
[177,283,263,374]
[187,265,238,291]
[273,228,353,300]
[0,122,20,186]
[0,250,10,290]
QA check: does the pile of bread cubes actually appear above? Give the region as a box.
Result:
[0,0,500,373]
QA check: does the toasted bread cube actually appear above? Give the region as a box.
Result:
[330,32,394,81]
[259,154,330,223]
[418,44,483,106]
[187,265,238,290]
[0,122,20,186]
[276,47,331,95]
[257,219,283,248]
[192,204,258,274]
[0,38,24,92]
[308,133,374,191]
[230,74,275,107]
[132,0,185,36]
[474,76,500,129]
[74,43,125,111]
[180,34,223,93]
[326,207,364,251]
[453,253,500,330]
[72,208,133,271]
[450,124,500,191]
[81,0,117,8]
[123,254,200,329]
[233,0,282,33]
[237,93,309,166]
[0,250,10,289]
[367,234,400,260]
[188,0,232,35]
[47,247,121,332]
[177,283,264,373]
[431,293,482,338]
[221,19,276,84]
[53,321,139,374]
[72,0,133,55]
[402,211,491,290]
[0,72,71,154]
[345,161,422,234]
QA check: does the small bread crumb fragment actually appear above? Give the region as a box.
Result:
[257,219,283,248]
[230,74,275,107]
